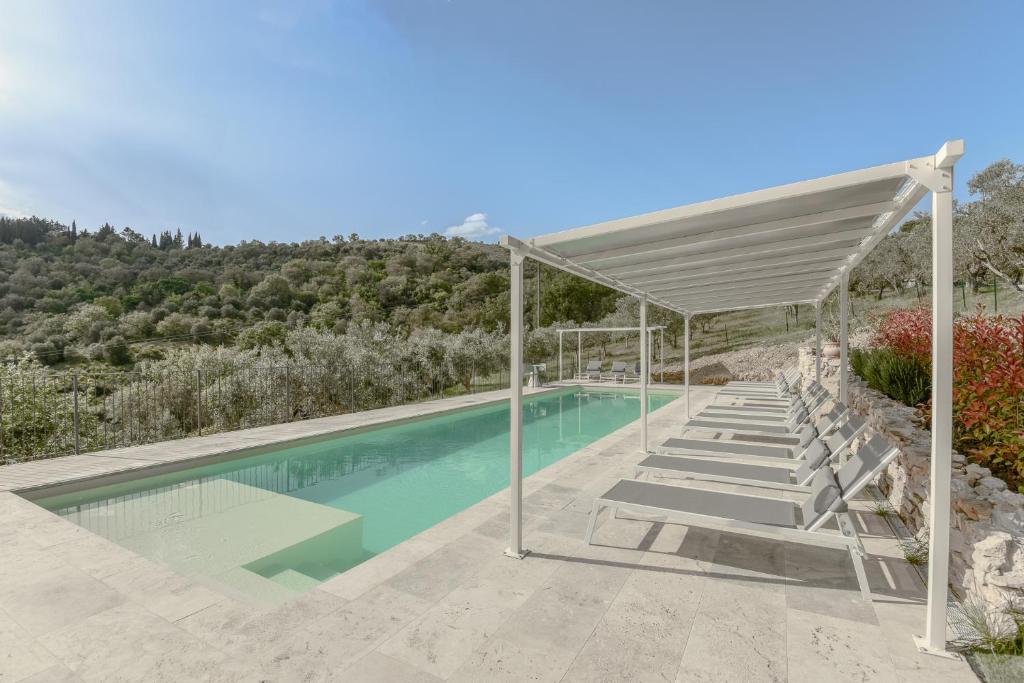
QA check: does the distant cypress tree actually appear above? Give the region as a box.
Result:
[173,228,184,249]
[151,234,158,248]
[159,230,173,250]
[71,220,78,239]
[194,233,203,248]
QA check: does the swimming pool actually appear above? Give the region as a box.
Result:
[35,387,675,603]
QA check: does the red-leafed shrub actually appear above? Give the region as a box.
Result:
[869,307,1024,488]
[871,307,934,362]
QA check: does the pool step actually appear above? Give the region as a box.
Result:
[265,568,323,592]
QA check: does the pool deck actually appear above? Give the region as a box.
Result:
[0,384,978,682]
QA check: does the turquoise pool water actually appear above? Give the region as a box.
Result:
[36,387,674,601]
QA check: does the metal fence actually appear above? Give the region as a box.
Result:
[0,359,511,464]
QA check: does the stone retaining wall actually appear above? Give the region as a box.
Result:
[798,346,1024,615]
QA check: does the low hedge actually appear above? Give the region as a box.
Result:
[850,347,931,407]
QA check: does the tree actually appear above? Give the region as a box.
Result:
[960,159,1024,291]
[103,335,132,365]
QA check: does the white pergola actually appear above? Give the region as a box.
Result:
[501,140,964,656]
[556,326,666,382]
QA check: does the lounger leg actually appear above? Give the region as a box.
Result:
[850,547,871,601]
[837,513,871,601]
[584,500,603,544]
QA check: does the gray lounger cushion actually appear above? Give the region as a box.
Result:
[601,479,797,528]
[800,468,846,527]
[794,440,831,483]
[836,435,891,492]
[637,454,793,484]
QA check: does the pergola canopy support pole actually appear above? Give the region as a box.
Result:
[577,331,582,379]
[815,303,822,384]
[558,331,563,382]
[506,251,527,559]
[684,315,691,419]
[639,295,648,453]
[917,163,957,656]
[839,272,849,403]
[660,329,665,383]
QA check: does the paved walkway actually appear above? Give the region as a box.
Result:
[0,385,977,681]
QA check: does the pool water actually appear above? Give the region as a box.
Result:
[36,387,675,602]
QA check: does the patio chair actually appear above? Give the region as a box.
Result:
[605,361,628,383]
[584,434,900,600]
[661,403,852,459]
[640,415,866,478]
[621,362,641,383]
[580,360,603,381]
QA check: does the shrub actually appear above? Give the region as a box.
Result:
[869,307,1024,487]
[850,347,931,407]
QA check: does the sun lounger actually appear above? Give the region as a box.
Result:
[640,415,867,478]
[710,381,825,409]
[717,370,801,399]
[584,435,899,599]
[725,366,798,388]
[699,385,829,422]
[660,403,852,459]
[682,392,841,438]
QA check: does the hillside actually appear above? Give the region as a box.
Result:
[0,217,622,366]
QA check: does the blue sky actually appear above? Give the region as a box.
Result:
[0,0,1021,244]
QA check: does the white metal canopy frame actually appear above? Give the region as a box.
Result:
[555,326,666,382]
[501,140,965,656]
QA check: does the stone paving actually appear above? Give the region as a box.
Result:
[0,384,979,682]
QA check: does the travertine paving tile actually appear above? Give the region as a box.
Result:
[676,577,788,682]
[786,607,900,682]
[43,602,255,682]
[0,608,59,682]
[0,563,125,637]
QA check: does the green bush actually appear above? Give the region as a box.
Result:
[850,348,931,407]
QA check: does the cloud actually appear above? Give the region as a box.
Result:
[0,181,28,218]
[444,212,502,239]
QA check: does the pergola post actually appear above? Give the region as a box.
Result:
[506,250,526,559]
[815,302,822,384]
[639,296,648,453]
[839,271,849,403]
[684,315,691,419]
[917,148,959,655]
[577,331,582,379]
[558,331,563,382]
[660,329,665,383]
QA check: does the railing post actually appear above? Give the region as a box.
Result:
[196,369,202,436]
[72,372,81,455]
